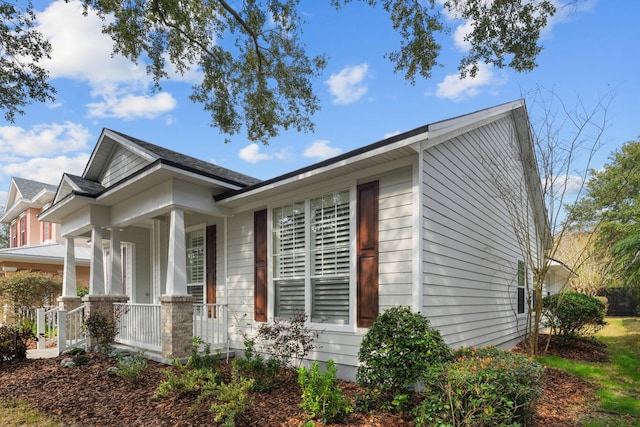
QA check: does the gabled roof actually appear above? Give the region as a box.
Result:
[45,128,262,217]
[1,177,57,223]
[82,129,261,191]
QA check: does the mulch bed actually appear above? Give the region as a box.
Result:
[0,335,606,426]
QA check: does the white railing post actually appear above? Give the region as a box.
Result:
[36,308,46,350]
[57,310,67,355]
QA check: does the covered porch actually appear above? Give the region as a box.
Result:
[37,130,262,359]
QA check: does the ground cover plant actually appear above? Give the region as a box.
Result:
[0,317,637,426]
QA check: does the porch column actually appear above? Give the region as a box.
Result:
[161,208,193,359]
[89,226,105,295]
[166,208,188,296]
[59,237,82,317]
[109,228,123,296]
[62,237,77,297]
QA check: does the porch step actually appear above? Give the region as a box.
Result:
[27,348,59,359]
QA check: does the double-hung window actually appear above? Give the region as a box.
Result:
[273,190,351,324]
[186,228,205,304]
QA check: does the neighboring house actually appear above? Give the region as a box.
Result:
[0,177,91,282]
[545,258,577,296]
[41,100,557,378]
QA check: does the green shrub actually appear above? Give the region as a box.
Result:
[231,339,281,392]
[0,324,35,362]
[84,312,118,351]
[542,291,606,339]
[298,359,353,424]
[0,271,61,322]
[255,311,319,368]
[209,376,254,427]
[356,307,452,407]
[183,336,220,371]
[107,350,148,382]
[414,347,544,427]
[153,338,222,401]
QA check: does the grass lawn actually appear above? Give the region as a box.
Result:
[0,399,62,427]
[538,317,640,427]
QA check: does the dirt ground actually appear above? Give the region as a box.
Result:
[0,335,604,426]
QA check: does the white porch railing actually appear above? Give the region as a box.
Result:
[58,305,86,354]
[37,305,86,355]
[193,304,228,350]
[114,303,162,352]
[36,306,60,350]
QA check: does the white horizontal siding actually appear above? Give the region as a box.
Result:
[422,117,535,349]
[101,145,148,187]
[377,166,414,311]
[225,164,415,372]
[225,210,258,349]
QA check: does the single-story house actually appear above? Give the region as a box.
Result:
[40,100,557,379]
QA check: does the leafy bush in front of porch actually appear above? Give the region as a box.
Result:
[356,307,453,410]
[413,347,544,426]
[232,339,281,392]
[84,312,118,351]
[208,375,254,427]
[298,359,353,424]
[0,324,34,363]
[153,338,222,402]
[255,311,320,368]
[107,350,148,382]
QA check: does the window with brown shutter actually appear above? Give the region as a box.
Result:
[357,181,379,327]
[254,209,268,322]
[206,225,216,317]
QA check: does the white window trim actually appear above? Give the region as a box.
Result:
[268,185,358,333]
[186,223,207,304]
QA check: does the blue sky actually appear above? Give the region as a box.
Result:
[0,0,637,211]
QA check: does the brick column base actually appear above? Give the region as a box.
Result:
[160,295,194,359]
[82,295,129,350]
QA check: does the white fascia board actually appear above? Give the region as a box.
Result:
[219,130,430,205]
[38,194,94,224]
[421,100,524,150]
[0,199,28,223]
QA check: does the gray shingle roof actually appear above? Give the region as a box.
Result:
[13,177,56,200]
[108,130,262,187]
[64,174,106,195]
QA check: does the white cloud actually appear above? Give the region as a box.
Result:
[36,0,188,119]
[37,0,147,86]
[239,143,272,163]
[0,191,7,211]
[304,140,342,160]
[384,130,401,139]
[546,174,585,197]
[435,63,505,100]
[0,122,91,157]
[87,92,177,120]
[325,64,369,105]
[2,153,90,185]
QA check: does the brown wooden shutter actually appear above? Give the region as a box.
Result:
[357,181,379,327]
[206,225,216,317]
[254,209,268,322]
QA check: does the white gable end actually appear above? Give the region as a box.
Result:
[101,144,150,188]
